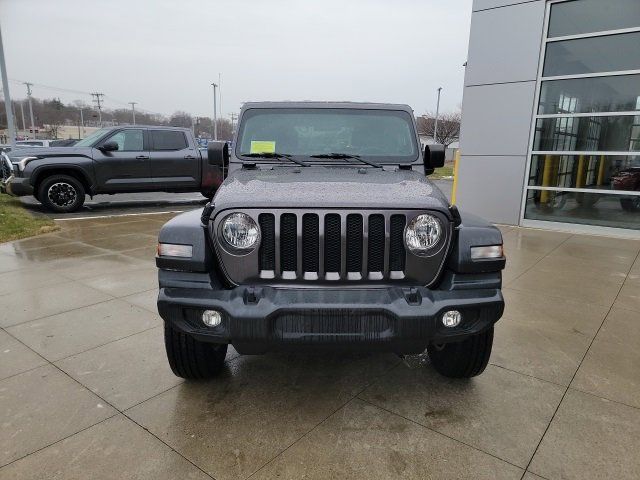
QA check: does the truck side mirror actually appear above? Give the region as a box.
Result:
[208,141,229,168]
[99,141,119,152]
[424,144,445,175]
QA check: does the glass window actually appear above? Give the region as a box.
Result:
[543,32,640,77]
[75,127,111,147]
[539,75,640,114]
[151,130,188,151]
[528,154,640,192]
[105,129,144,151]
[236,108,418,163]
[533,116,640,152]
[549,0,640,38]
[524,190,639,230]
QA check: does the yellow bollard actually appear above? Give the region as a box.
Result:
[576,154,586,188]
[597,155,606,186]
[540,154,555,204]
[451,150,460,205]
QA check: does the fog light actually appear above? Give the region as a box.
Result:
[202,310,222,327]
[442,310,462,328]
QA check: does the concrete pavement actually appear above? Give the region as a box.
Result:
[0,213,639,479]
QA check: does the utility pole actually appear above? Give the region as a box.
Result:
[230,112,237,134]
[91,92,104,127]
[218,73,222,119]
[24,82,36,139]
[211,82,218,140]
[128,102,137,124]
[79,107,84,138]
[0,24,16,147]
[433,87,443,144]
[19,100,26,133]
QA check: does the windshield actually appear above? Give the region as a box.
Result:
[74,127,112,147]
[236,108,419,163]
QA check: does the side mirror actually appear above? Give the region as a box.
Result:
[99,141,119,152]
[423,144,445,175]
[208,141,229,172]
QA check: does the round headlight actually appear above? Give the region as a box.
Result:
[221,213,260,251]
[405,214,442,256]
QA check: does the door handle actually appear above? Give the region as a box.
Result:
[184,155,196,160]
[136,155,149,160]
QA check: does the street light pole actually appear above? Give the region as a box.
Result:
[0,24,16,147]
[433,87,442,144]
[211,82,218,140]
[129,102,137,124]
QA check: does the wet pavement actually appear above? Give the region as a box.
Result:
[20,192,208,220]
[0,212,639,479]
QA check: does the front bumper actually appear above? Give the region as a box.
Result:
[158,282,504,355]
[0,175,33,196]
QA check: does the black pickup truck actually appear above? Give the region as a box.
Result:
[0,125,224,212]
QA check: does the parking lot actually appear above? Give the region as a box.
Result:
[0,211,638,479]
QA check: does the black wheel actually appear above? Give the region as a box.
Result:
[428,327,494,378]
[620,197,640,212]
[164,323,228,379]
[38,174,85,213]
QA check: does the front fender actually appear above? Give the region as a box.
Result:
[446,210,505,274]
[156,208,213,273]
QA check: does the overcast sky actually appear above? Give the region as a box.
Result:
[1,0,472,119]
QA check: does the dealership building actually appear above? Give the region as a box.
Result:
[457,0,640,236]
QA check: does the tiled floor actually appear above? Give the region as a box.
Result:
[0,213,639,479]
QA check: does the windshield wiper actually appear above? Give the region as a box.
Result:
[243,152,309,167]
[309,153,383,168]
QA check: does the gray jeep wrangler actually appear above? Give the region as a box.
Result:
[156,102,505,379]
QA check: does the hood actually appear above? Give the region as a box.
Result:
[213,166,450,212]
[8,146,93,161]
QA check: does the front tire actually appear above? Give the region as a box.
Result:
[428,327,494,378]
[164,323,228,379]
[38,174,85,213]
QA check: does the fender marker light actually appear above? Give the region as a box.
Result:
[157,243,193,258]
[471,245,503,260]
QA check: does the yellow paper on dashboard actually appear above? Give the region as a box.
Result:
[250,141,276,154]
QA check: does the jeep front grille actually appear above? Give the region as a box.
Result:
[256,212,407,281]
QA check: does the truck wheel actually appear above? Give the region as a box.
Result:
[164,323,228,379]
[428,327,494,378]
[620,197,640,212]
[38,174,85,213]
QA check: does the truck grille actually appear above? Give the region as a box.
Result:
[257,212,407,281]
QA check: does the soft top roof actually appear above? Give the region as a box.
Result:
[240,101,414,113]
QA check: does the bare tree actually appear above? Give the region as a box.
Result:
[416,110,461,148]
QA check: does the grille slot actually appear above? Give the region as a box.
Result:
[258,214,275,271]
[390,214,406,271]
[346,214,363,273]
[302,214,319,272]
[280,213,297,272]
[255,211,410,281]
[324,214,341,273]
[367,214,385,272]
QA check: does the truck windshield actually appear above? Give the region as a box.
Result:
[236,108,419,164]
[74,127,112,147]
